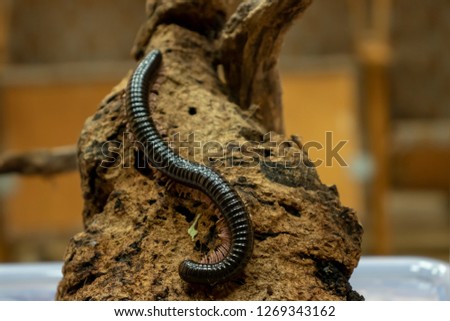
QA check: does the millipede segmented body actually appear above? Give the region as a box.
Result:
[125,49,254,285]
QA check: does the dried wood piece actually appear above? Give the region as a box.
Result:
[0,146,77,176]
[57,0,363,301]
[131,0,234,59]
[220,0,313,133]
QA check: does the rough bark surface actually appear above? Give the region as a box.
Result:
[57,0,363,301]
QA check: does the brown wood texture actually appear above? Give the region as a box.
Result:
[57,0,363,300]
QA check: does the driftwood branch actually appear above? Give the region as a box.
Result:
[0,146,77,175]
[132,0,312,134]
[220,0,313,133]
[57,0,363,301]
[131,0,233,59]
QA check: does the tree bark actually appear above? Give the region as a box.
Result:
[0,146,77,175]
[57,0,363,300]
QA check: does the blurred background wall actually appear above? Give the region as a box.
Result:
[0,0,448,262]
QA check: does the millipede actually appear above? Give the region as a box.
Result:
[125,49,254,285]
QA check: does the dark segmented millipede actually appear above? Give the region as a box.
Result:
[125,49,254,285]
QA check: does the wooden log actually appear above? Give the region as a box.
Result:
[57,0,363,300]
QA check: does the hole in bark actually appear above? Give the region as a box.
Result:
[194,239,210,254]
[259,199,275,206]
[114,198,123,212]
[188,106,197,115]
[66,273,104,295]
[262,148,272,157]
[154,287,169,301]
[152,276,163,286]
[279,202,301,217]
[174,205,195,222]
[205,223,217,244]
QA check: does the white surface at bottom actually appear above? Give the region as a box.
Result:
[350,256,449,300]
[0,256,448,301]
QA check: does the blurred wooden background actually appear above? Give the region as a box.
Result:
[0,0,448,262]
